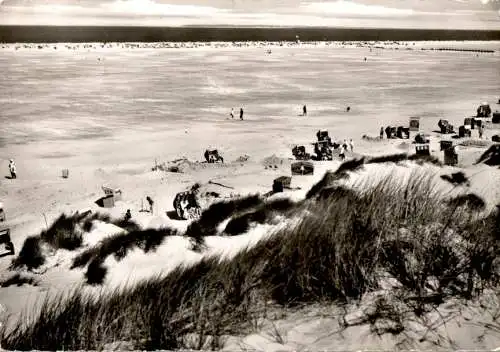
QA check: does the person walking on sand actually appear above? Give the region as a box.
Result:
[230,108,234,119]
[303,105,307,116]
[146,196,154,214]
[8,159,16,179]
[349,138,354,152]
[240,107,244,120]
[339,144,346,161]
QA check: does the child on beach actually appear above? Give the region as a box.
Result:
[8,159,16,179]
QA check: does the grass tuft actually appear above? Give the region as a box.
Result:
[10,236,45,271]
[0,273,39,287]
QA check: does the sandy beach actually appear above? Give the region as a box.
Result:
[0,41,499,350]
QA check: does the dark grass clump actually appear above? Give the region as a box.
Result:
[71,227,178,284]
[3,170,500,351]
[40,214,84,251]
[447,193,486,212]
[185,195,263,250]
[440,171,470,186]
[10,236,45,271]
[407,153,442,166]
[476,144,500,166]
[306,158,365,200]
[223,198,296,236]
[317,185,359,202]
[85,259,107,286]
[0,273,39,287]
[366,153,408,165]
[81,213,111,232]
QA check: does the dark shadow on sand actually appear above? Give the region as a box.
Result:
[166,211,182,220]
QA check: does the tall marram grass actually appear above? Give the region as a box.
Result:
[2,162,499,350]
[11,212,141,271]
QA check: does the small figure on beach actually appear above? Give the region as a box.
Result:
[124,209,132,221]
[364,57,367,61]
[339,144,346,161]
[343,139,348,150]
[8,159,16,179]
[346,106,351,112]
[230,108,234,119]
[303,105,307,116]
[380,127,384,139]
[349,139,354,152]
[478,124,484,139]
[146,196,154,214]
[240,108,244,120]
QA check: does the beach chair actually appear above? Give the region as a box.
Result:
[409,117,420,132]
[492,112,500,124]
[414,133,430,144]
[0,228,15,255]
[444,148,458,166]
[102,186,122,201]
[273,176,292,193]
[440,140,454,151]
[291,161,314,176]
[204,149,224,163]
[464,117,475,130]
[459,126,471,138]
[292,145,310,160]
[415,144,430,156]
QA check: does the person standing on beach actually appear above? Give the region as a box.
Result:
[146,196,154,214]
[240,108,244,120]
[380,127,384,139]
[230,108,234,119]
[339,144,346,161]
[478,124,484,139]
[8,159,16,179]
[349,139,354,152]
[303,105,307,116]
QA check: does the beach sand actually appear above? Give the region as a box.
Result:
[0,41,499,350]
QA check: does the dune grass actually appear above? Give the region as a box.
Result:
[184,194,263,250]
[71,228,178,285]
[11,212,142,272]
[0,273,39,288]
[10,236,45,271]
[2,161,498,350]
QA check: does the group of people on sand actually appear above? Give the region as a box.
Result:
[230,107,244,120]
[339,139,354,161]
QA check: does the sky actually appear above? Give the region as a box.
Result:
[0,0,499,29]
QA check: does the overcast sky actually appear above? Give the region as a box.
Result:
[0,0,499,29]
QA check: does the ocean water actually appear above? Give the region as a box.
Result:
[0,42,499,150]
